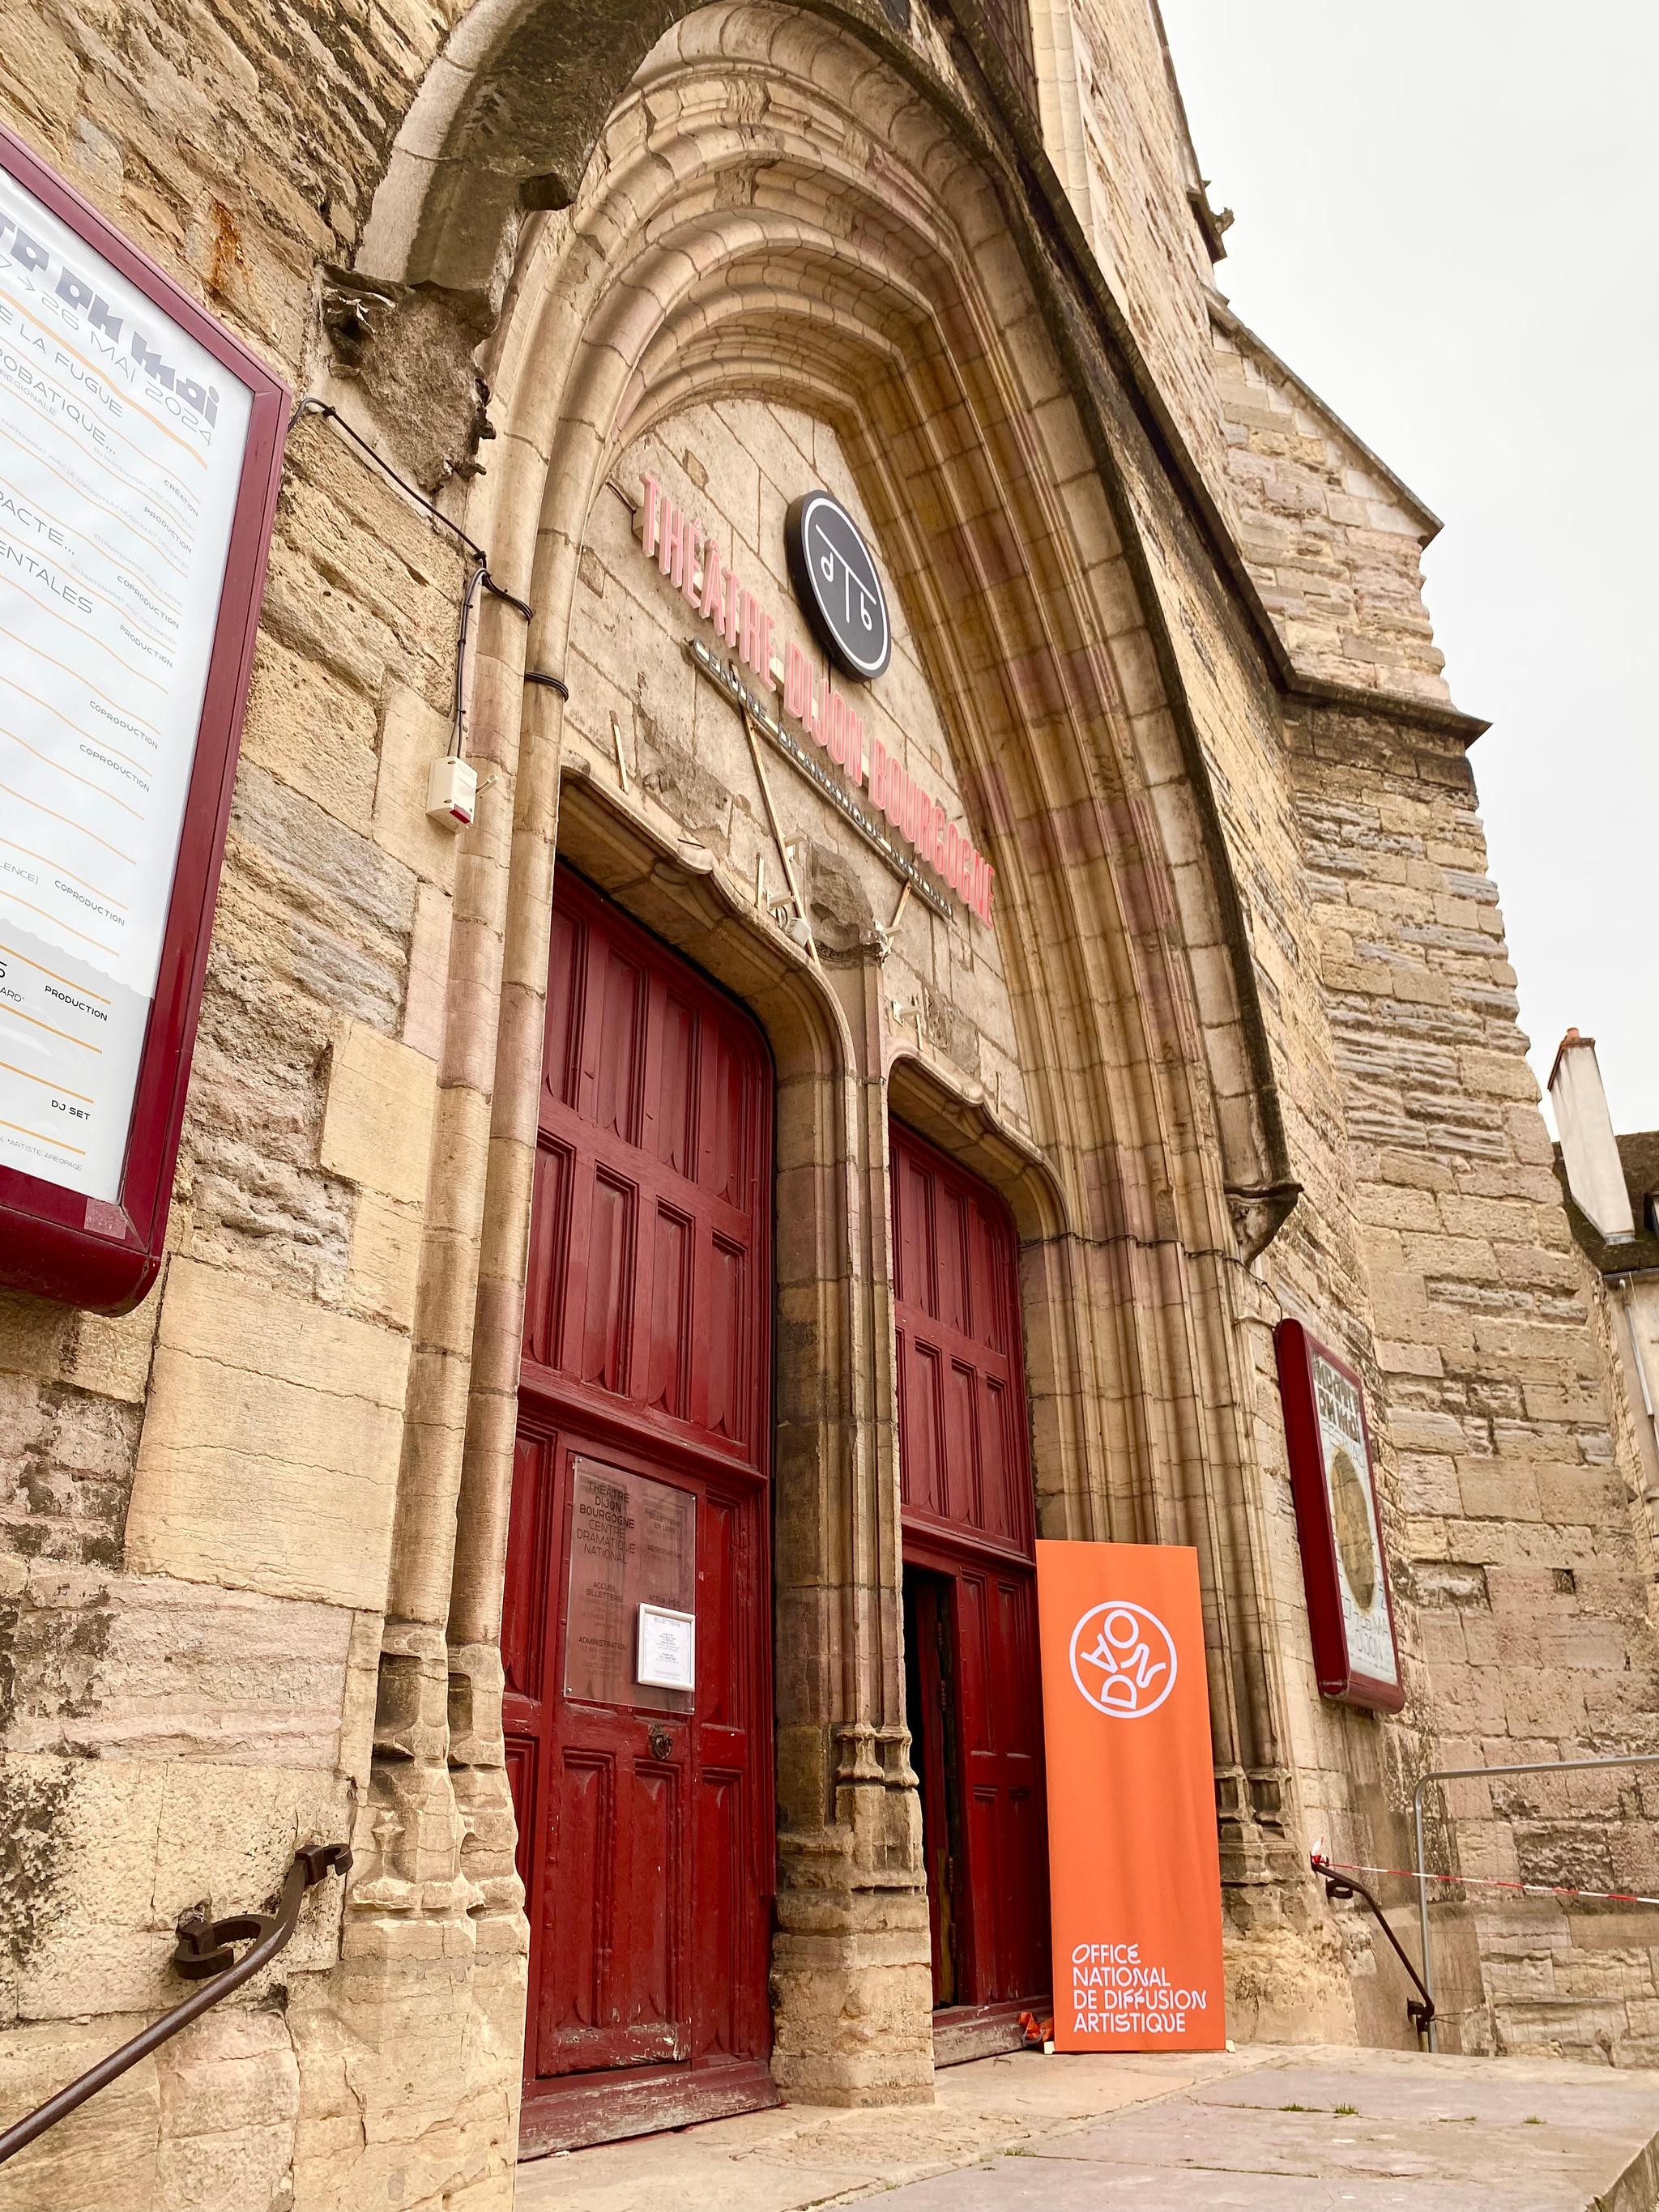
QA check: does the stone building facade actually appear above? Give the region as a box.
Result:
[2,0,1657,2204]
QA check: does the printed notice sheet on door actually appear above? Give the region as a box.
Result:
[0,164,254,1201]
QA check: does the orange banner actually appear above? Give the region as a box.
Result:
[1035,1541,1226,2052]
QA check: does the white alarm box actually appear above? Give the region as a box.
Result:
[426,756,478,829]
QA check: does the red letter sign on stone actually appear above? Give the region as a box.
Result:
[1035,1540,1227,2052]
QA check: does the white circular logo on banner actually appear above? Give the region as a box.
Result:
[1068,1601,1178,1720]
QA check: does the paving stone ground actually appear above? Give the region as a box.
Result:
[515,2045,1659,2211]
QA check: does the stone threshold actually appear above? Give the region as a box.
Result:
[515,2043,1659,2210]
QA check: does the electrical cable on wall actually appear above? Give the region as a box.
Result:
[285,397,536,826]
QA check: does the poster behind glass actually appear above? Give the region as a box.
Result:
[0,122,286,1310]
[1276,1319,1404,1711]
[564,1460,697,1715]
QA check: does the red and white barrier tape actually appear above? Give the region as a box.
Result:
[1312,1850,1659,1911]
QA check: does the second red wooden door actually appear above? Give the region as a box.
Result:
[892,1122,1050,2022]
[503,872,776,2151]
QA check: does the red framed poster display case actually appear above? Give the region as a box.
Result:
[1274,1319,1405,1713]
[0,123,288,1312]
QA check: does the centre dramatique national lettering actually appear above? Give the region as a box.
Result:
[638,475,996,927]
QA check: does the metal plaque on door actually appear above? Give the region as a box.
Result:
[564,1460,696,1712]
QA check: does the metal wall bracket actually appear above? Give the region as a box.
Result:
[173,1841,351,1980]
[0,1843,352,2167]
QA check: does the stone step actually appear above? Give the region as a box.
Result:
[517,2044,1659,2212]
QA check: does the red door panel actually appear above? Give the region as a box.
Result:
[893,1121,1049,2015]
[893,1123,1033,1556]
[505,871,776,2152]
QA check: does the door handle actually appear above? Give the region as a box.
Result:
[647,1725,672,1761]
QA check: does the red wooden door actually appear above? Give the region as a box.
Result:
[892,1122,1049,2018]
[504,871,776,2152]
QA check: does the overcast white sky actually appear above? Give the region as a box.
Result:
[1158,1,1658,1133]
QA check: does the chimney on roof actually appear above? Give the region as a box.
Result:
[1550,1029,1635,1242]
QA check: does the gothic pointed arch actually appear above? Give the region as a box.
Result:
[456,0,1291,1809]
[339,0,1323,2112]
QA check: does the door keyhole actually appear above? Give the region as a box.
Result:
[648,1725,672,1761]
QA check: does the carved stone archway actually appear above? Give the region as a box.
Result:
[334,0,1331,2143]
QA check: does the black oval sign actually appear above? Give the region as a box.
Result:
[784,490,891,682]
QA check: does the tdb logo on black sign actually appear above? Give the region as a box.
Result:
[785,490,890,682]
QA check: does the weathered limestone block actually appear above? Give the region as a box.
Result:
[7,1754,349,2022]
[124,1257,409,1610]
[242,631,382,834]
[289,1924,522,2210]
[1493,1997,1625,2058]
[155,2010,301,2212]
[349,1192,426,1332]
[769,1914,935,2105]
[403,883,456,1060]
[321,1025,439,1209]
[0,1372,142,1571]
[261,479,458,705]
[0,1281,162,1410]
[771,1813,933,2106]
[215,765,420,1042]
[339,1613,386,1792]
[1222,1918,1356,2047]
[180,974,345,1298]
[0,2017,160,2211]
[373,687,465,884]
[3,1566,358,1769]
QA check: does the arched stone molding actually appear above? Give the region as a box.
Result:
[1025,0,1090,234]
[346,0,1297,1247]
[357,0,684,309]
[348,0,1331,2126]
[887,1051,1071,1249]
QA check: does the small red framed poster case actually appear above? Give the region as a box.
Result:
[0,124,288,1311]
[1274,1319,1405,1712]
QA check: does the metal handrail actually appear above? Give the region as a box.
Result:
[0,1842,351,2167]
[1413,1754,1659,2052]
[1310,1852,1434,2040]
